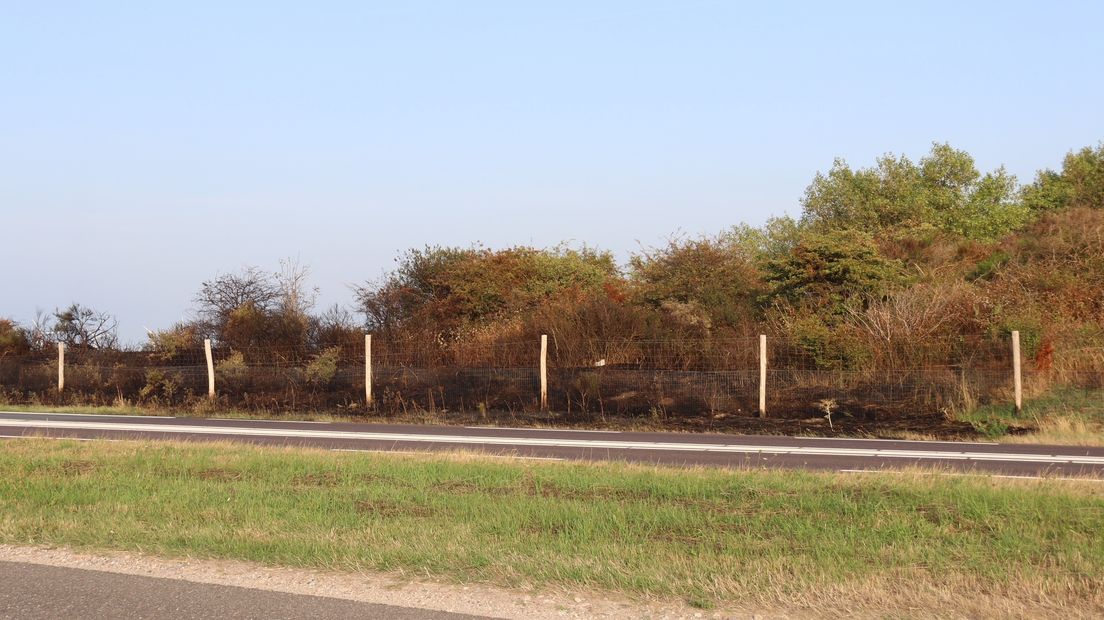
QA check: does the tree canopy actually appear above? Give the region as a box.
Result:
[801,143,1027,240]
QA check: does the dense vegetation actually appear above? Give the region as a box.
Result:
[348,142,1104,362]
[2,142,1102,433]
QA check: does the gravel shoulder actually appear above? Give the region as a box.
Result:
[0,560,481,620]
[0,545,757,620]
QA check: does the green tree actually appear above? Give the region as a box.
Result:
[802,143,1027,240]
[1023,143,1104,212]
[725,215,805,261]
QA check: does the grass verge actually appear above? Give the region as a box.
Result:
[0,439,1102,617]
[960,386,1104,445]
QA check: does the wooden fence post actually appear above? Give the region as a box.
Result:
[365,334,373,407]
[204,338,215,399]
[57,342,65,393]
[540,334,548,411]
[1011,330,1022,414]
[759,334,767,417]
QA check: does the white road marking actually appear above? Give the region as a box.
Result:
[0,419,1102,466]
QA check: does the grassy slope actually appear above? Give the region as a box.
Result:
[0,439,1101,617]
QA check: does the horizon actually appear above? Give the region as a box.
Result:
[4,1,1103,344]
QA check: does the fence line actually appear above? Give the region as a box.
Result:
[7,332,1102,419]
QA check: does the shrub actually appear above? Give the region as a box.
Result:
[222,303,270,352]
[993,317,1044,360]
[139,370,184,404]
[776,313,871,370]
[763,229,904,316]
[354,244,619,337]
[216,351,248,383]
[629,233,764,328]
[0,319,30,356]
[304,347,340,387]
[984,207,1104,325]
[843,281,982,367]
[145,323,202,362]
[967,250,1011,281]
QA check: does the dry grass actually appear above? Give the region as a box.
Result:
[959,386,1104,445]
[1000,416,1104,446]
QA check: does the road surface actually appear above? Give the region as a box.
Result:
[1,410,1103,477]
[0,561,486,619]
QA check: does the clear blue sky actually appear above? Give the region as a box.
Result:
[3,1,1103,344]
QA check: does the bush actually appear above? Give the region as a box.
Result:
[630,233,764,328]
[763,229,904,315]
[0,319,30,356]
[139,370,184,404]
[145,323,202,362]
[304,347,340,387]
[354,244,619,337]
[216,351,248,386]
[993,317,1043,360]
[843,281,982,367]
[967,250,1011,281]
[775,313,871,370]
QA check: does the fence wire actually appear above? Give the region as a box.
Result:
[1,336,1101,419]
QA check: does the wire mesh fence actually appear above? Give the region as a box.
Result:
[1,334,1102,421]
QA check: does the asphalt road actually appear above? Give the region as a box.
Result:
[2,410,1103,477]
[0,561,486,619]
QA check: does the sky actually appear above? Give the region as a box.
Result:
[3,0,1103,344]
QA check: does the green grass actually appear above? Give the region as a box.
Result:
[0,439,1102,616]
[961,386,1104,444]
